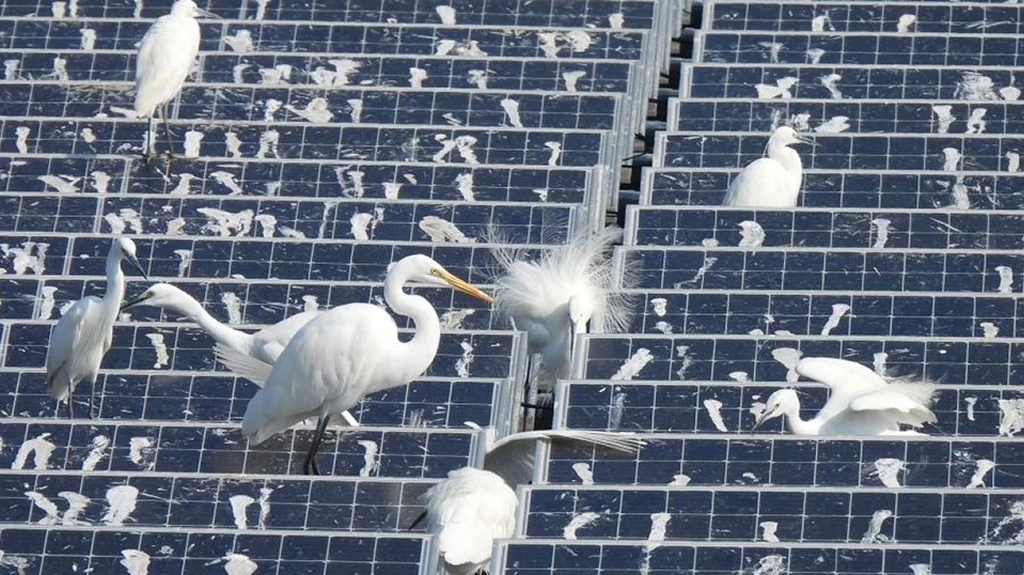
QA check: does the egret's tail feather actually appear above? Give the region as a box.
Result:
[47,371,71,402]
[214,343,272,385]
[546,430,646,454]
[438,525,494,568]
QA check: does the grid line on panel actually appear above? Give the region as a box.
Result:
[696,31,1024,67]
[682,64,1020,100]
[576,332,1021,387]
[640,168,1024,210]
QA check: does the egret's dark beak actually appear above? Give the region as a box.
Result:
[120,293,150,312]
[124,252,149,281]
[750,413,769,434]
[196,7,219,18]
[795,134,818,147]
[568,318,578,362]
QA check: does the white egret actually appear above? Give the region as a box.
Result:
[753,357,938,436]
[489,225,634,391]
[45,237,148,419]
[414,427,645,574]
[134,0,215,161]
[235,254,493,475]
[723,126,815,207]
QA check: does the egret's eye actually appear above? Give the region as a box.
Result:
[429,268,441,276]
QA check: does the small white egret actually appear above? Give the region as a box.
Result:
[414,428,645,574]
[235,254,493,475]
[753,357,938,436]
[723,126,815,207]
[45,238,148,419]
[134,0,215,160]
[489,225,634,391]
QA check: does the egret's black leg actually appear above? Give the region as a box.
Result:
[161,102,176,159]
[302,414,332,475]
[408,509,428,530]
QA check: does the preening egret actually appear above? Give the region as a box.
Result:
[237,254,494,475]
[723,126,814,207]
[489,225,634,391]
[753,357,938,436]
[134,0,215,161]
[45,237,148,419]
[414,428,645,575]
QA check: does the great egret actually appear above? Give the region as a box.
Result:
[120,283,361,428]
[415,427,645,575]
[238,254,493,475]
[723,126,815,207]
[134,0,215,161]
[489,225,634,391]
[45,237,148,419]
[753,357,938,436]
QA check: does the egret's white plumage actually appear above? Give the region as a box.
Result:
[754,357,938,436]
[420,428,645,575]
[121,283,318,364]
[134,0,213,159]
[489,225,634,388]
[45,237,147,418]
[237,254,493,475]
[723,126,814,207]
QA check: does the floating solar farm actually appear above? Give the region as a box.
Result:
[2,0,1024,574]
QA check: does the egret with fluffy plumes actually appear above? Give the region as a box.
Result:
[220,254,493,475]
[121,283,360,427]
[723,126,815,207]
[489,225,634,392]
[134,0,215,161]
[46,237,148,419]
[414,427,645,574]
[753,357,938,436]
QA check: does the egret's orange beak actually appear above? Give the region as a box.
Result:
[440,271,494,304]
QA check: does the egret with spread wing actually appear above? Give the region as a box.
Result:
[490,225,634,392]
[414,428,645,574]
[46,237,148,419]
[239,254,493,475]
[753,357,938,436]
[723,126,814,207]
[134,0,216,161]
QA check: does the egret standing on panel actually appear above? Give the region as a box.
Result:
[723,126,815,207]
[239,254,494,475]
[753,357,938,436]
[46,238,148,419]
[134,0,215,161]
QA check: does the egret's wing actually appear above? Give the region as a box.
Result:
[484,430,645,486]
[46,297,106,399]
[134,15,201,116]
[425,469,517,568]
[214,343,273,385]
[251,310,320,363]
[796,357,888,421]
[847,382,938,426]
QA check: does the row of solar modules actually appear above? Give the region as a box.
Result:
[681,64,1019,100]
[641,169,1023,210]
[2,0,668,27]
[5,469,1024,543]
[0,195,590,242]
[694,32,1024,66]
[0,157,604,204]
[13,274,1024,335]
[496,541,1024,575]
[705,0,1024,35]
[6,417,1022,488]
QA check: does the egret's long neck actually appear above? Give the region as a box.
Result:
[783,400,820,435]
[383,267,441,385]
[103,252,127,322]
[173,296,253,353]
[767,143,803,187]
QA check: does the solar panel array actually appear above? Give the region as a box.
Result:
[3,0,1024,574]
